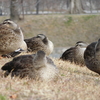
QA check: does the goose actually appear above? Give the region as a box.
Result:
[84,39,100,75]
[0,19,27,56]
[60,41,88,66]
[24,34,54,55]
[1,50,59,81]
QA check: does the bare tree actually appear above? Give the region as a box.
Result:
[36,0,39,14]
[67,0,84,14]
[10,0,20,20]
[21,0,24,19]
[89,0,92,13]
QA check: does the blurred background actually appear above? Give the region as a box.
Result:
[0,0,100,16]
[0,0,100,58]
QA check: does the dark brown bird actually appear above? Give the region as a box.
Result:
[0,19,27,56]
[60,41,88,66]
[84,39,100,75]
[1,50,59,81]
[24,34,54,55]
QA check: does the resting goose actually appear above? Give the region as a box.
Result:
[1,50,59,81]
[24,34,54,55]
[60,41,88,66]
[84,39,100,75]
[0,19,27,56]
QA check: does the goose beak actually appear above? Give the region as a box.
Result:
[5,24,9,27]
[2,23,9,27]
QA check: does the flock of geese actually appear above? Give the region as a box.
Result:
[0,19,100,81]
[0,19,58,81]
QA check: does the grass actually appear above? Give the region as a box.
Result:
[82,15,96,21]
[0,94,7,100]
[0,14,100,99]
[64,16,73,25]
[21,14,100,47]
[0,14,100,47]
[0,57,100,100]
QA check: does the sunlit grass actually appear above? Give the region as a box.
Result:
[0,56,100,100]
[0,14,100,99]
[0,94,7,100]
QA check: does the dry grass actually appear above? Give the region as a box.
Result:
[0,57,100,100]
[19,14,100,47]
[0,14,100,47]
[0,14,100,100]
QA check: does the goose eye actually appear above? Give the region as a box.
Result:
[7,22,11,24]
[37,36,40,38]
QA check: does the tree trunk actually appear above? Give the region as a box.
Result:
[10,0,19,20]
[21,0,24,20]
[89,0,92,13]
[36,0,39,15]
[67,0,84,14]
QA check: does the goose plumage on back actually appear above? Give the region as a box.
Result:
[24,34,54,55]
[60,41,88,66]
[1,50,59,81]
[84,39,100,75]
[0,19,27,56]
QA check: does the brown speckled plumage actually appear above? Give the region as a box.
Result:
[24,34,54,55]
[84,39,100,75]
[0,19,27,55]
[60,41,88,66]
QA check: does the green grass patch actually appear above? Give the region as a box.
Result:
[82,15,96,21]
[0,94,7,100]
[64,16,73,26]
[61,74,65,76]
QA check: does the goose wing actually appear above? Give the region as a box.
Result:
[60,47,76,62]
[1,54,35,77]
[0,25,22,54]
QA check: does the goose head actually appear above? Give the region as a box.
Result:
[76,41,88,48]
[33,50,47,69]
[2,19,19,30]
[36,34,48,45]
[37,34,54,55]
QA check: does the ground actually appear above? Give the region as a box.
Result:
[0,57,100,100]
[0,14,100,47]
[0,14,100,100]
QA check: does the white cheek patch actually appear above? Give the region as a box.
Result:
[15,48,21,52]
[48,40,54,52]
[81,48,86,51]
[79,47,86,55]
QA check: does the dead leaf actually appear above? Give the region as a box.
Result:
[10,94,17,99]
